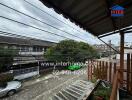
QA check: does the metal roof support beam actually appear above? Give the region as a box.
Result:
[123,26,132,32]
[98,26,132,38]
[98,31,118,38]
[124,30,132,33]
[97,38,120,54]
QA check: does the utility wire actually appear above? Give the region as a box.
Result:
[0,16,72,40]
[0,27,58,42]
[0,30,58,42]
[23,0,83,34]
[0,27,33,39]
[0,2,87,42]
[0,30,38,40]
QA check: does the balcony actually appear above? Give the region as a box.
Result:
[19,51,44,56]
[87,53,132,100]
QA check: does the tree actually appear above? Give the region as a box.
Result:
[0,47,18,72]
[45,40,99,62]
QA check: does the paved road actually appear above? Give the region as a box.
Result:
[1,68,88,100]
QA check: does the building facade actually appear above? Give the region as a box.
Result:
[93,43,116,57]
[0,35,56,64]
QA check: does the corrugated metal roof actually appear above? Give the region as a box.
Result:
[40,0,132,36]
[51,80,94,100]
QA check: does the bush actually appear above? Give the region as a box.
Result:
[0,47,18,72]
[93,84,112,100]
[45,40,99,62]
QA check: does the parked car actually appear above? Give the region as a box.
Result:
[0,81,22,97]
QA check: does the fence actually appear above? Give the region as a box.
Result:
[87,53,132,100]
[87,60,117,83]
[13,66,39,80]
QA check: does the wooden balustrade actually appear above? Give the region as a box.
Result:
[88,60,116,82]
[110,70,119,100]
[87,53,132,99]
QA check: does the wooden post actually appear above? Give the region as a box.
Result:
[114,63,117,74]
[120,31,124,87]
[88,60,91,80]
[109,62,112,82]
[110,71,119,100]
[127,54,130,92]
[91,60,93,80]
[101,61,103,79]
[97,61,99,79]
[102,61,104,79]
[88,60,89,80]
[99,61,101,79]
[105,62,108,80]
[130,54,132,92]
[113,63,117,84]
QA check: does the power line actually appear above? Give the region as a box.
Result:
[0,2,87,42]
[0,16,73,40]
[0,27,58,42]
[0,27,31,39]
[23,0,83,34]
[0,30,40,40]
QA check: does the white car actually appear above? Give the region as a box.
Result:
[0,81,22,97]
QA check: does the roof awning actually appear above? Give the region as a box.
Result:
[39,0,132,37]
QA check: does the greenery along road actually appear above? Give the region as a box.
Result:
[45,40,99,62]
[0,47,18,72]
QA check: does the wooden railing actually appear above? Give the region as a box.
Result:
[87,60,117,83]
[88,53,132,100]
[110,52,132,100]
[110,70,120,100]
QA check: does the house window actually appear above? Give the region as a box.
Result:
[33,46,37,52]
[44,47,47,52]
[38,47,43,52]
[20,46,29,52]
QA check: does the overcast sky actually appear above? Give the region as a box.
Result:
[0,0,131,45]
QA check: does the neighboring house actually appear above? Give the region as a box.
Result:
[0,35,56,64]
[116,47,132,60]
[93,44,110,52]
[93,43,116,57]
[124,42,132,48]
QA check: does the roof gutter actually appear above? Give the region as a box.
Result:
[98,26,132,38]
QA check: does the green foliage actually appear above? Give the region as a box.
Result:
[0,47,18,71]
[91,76,97,83]
[45,40,99,62]
[94,84,112,100]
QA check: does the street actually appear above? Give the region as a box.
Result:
[1,68,88,100]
